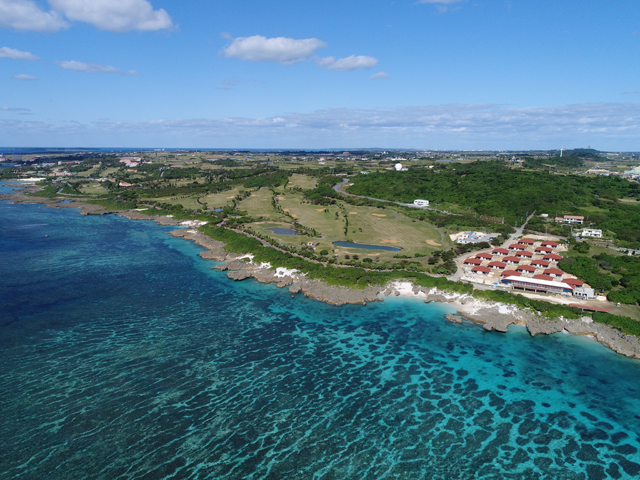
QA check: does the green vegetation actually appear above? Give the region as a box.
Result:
[592,312,640,337]
[349,161,640,247]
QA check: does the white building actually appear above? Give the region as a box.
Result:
[413,199,429,207]
[581,229,602,238]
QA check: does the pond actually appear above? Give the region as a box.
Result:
[267,228,299,236]
[209,208,224,212]
[332,241,401,251]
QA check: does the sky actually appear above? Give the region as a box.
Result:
[1,0,639,150]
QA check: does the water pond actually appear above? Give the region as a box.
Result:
[332,241,401,251]
[267,228,299,236]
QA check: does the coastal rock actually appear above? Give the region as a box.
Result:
[227,270,251,281]
[445,314,462,324]
[564,319,640,359]
[526,317,565,336]
[425,294,449,304]
[289,283,302,294]
[290,278,383,306]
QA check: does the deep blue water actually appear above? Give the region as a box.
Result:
[2,185,640,479]
[267,227,300,236]
[333,241,401,251]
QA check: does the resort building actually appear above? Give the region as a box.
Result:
[519,238,535,245]
[543,254,563,262]
[503,256,520,265]
[515,265,536,273]
[508,244,528,251]
[531,260,550,268]
[541,241,559,248]
[471,266,491,275]
[535,246,554,254]
[543,268,564,278]
[581,229,603,238]
[488,261,507,270]
[464,258,483,266]
[413,199,429,207]
[492,248,509,256]
[501,270,521,278]
[555,215,585,224]
[515,251,533,258]
[573,286,596,299]
[475,253,493,260]
[501,277,574,295]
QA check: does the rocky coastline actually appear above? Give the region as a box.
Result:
[3,186,640,360]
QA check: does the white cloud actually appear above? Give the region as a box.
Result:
[0,46,40,61]
[370,71,390,80]
[1,105,30,111]
[220,35,327,65]
[3,103,639,150]
[12,73,37,80]
[48,0,174,32]
[56,60,137,75]
[0,0,68,32]
[0,0,173,32]
[321,55,379,71]
[418,0,466,12]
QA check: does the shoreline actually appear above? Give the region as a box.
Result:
[2,186,640,360]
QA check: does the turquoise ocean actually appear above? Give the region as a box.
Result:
[1,182,640,479]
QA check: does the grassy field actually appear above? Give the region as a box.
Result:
[344,206,443,257]
[237,188,279,219]
[273,193,446,262]
[287,174,316,190]
[148,194,202,210]
[199,187,242,209]
[80,183,108,195]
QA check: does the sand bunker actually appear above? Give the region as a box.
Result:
[426,239,441,246]
[367,253,381,257]
[291,214,299,219]
[316,208,325,212]
[371,213,386,217]
[380,239,400,244]
[349,212,358,215]
[283,209,290,212]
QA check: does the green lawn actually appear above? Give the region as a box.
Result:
[237,188,279,219]
[288,174,316,190]
[198,187,242,209]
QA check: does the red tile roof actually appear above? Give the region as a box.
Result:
[516,251,533,257]
[543,254,563,261]
[562,278,584,287]
[475,253,493,259]
[569,304,610,313]
[516,265,536,272]
[501,270,521,277]
[488,261,507,268]
[519,238,535,244]
[535,246,553,253]
[533,274,554,281]
[472,266,492,273]
[541,241,559,247]
[503,256,520,263]
[508,244,528,250]
[531,260,550,267]
[492,248,509,255]
[544,268,564,276]
[464,258,483,265]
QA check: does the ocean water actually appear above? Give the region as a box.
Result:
[1,186,640,479]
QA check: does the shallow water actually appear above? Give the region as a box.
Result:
[1,196,640,479]
[332,241,401,252]
[267,227,300,236]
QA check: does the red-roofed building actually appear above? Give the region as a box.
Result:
[535,246,553,254]
[519,238,535,245]
[543,254,563,262]
[541,241,559,248]
[516,251,533,258]
[503,256,520,265]
[488,261,507,270]
[562,278,584,287]
[531,259,550,268]
[475,253,493,260]
[508,244,528,251]
[472,266,492,275]
[533,274,554,281]
[464,258,483,265]
[501,270,521,277]
[544,268,564,277]
[492,248,509,256]
[516,265,536,273]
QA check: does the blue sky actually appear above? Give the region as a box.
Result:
[1,0,639,150]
